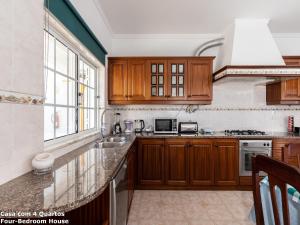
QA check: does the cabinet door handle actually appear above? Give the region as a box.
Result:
[125,95,129,97]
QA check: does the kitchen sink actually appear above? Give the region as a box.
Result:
[97,142,125,148]
[104,136,127,143]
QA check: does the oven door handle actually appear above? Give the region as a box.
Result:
[241,149,271,153]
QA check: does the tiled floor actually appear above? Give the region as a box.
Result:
[128,190,255,225]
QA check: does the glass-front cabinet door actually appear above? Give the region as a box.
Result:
[166,60,187,101]
[147,60,168,100]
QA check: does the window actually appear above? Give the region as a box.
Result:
[44,31,97,141]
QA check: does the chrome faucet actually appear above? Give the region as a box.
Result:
[99,108,108,141]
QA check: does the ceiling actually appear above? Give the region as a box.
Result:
[98,0,300,34]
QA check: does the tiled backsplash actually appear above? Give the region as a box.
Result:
[105,81,300,132]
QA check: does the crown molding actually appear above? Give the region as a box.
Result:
[110,32,300,40]
[112,33,224,40]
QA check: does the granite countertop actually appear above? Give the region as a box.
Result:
[135,131,300,139]
[1,131,299,215]
[0,134,136,214]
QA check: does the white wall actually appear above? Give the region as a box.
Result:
[111,33,300,60]
[0,0,44,185]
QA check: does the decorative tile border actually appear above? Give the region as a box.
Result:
[0,90,44,105]
[214,67,300,80]
[99,106,300,111]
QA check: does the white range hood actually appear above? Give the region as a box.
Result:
[214,19,300,82]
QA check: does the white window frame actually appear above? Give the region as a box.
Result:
[44,24,102,150]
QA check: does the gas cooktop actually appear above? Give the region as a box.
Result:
[224,130,267,136]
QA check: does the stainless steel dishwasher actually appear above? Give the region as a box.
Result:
[110,158,128,225]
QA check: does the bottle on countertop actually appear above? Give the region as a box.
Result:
[288,115,294,133]
[113,113,122,135]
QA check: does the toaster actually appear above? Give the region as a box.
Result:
[178,122,198,134]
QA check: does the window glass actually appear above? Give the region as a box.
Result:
[56,74,68,106]
[44,106,54,140]
[68,79,76,106]
[44,31,97,141]
[55,107,68,137]
[44,69,54,104]
[89,109,95,129]
[55,41,68,75]
[68,50,76,79]
[44,32,55,69]
[68,108,76,134]
[89,88,94,108]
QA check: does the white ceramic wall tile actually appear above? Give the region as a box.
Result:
[0,0,44,96]
[0,104,43,185]
[0,104,14,166]
[0,0,44,185]
[11,0,44,96]
[0,0,13,92]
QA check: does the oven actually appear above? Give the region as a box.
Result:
[154,118,178,134]
[239,140,272,176]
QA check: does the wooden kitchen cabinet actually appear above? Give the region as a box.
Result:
[189,139,214,186]
[128,59,147,101]
[127,142,136,211]
[187,59,213,103]
[166,60,188,101]
[137,139,165,186]
[108,59,148,104]
[108,59,128,101]
[147,59,168,101]
[165,139,189,186]
[266,56,300,105]
[214,139,239,186]
[272,138,300,162]
[108,57,214,105]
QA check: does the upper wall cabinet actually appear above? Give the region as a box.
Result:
[108,57,214,105]
[128,59,147,101]
[266,56,300,105]
[108,59,128,101]
[187,59,212,102]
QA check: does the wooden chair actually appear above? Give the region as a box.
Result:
[252,155,300,225]
[282,143,300,168]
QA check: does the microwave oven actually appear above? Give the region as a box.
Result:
[154,118,178,134]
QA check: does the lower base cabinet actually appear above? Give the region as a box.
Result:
[214,140,239,186]
[138,139,165,186]
[189,139,214,186]
[65,187,110,225]
[165,139,189,186]
[137,138,239,188]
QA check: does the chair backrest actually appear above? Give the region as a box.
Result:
[282,143,300,168]
[252,155,300,225]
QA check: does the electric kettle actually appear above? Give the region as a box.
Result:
[134,120,145,133]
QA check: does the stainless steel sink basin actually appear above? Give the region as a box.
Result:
[104,136,127,143]
[98,142,125,148]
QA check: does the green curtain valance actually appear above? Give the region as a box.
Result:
[45,0,107,64]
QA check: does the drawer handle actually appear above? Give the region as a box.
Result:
[187,95,191,97]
